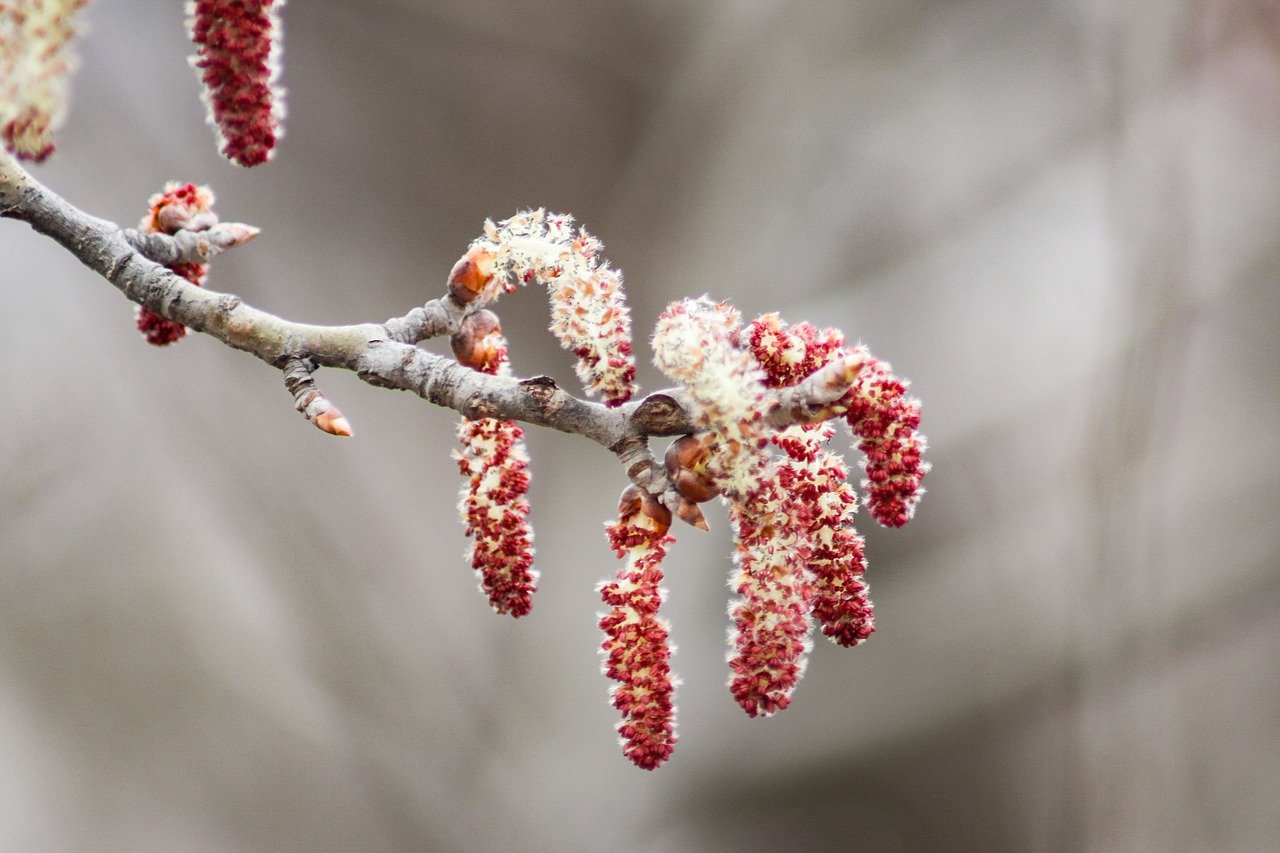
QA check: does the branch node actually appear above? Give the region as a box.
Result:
[519,375,559,390]
[519,375,560,406]
[627,459,655,482]
[467,403,499,420]
[383,297,461,343]
[631,392,692,436]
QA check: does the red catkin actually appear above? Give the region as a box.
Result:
[188,0,285,166]
[453,327,537,617]
[599,493,677,769]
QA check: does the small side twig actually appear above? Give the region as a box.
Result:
[122,222,260,265]
[767,351,866,427]
[0,148,871,456]
[283,357,353,437]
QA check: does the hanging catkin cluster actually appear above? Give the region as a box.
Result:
[439,213,927,769]
[2,0,929,767]
[599,486,677,769]
[451,310,537,618]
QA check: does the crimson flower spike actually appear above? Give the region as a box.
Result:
[844,359,929,527]
[452,310,538,617]
[774,422,874,647]
[748,315,876,647]
[726,458,816,717]
[188,0,286,166]
[748,312,929,527]
[653,300,817,715]
[598,486,677,769]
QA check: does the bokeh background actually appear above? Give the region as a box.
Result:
[2,0,1279,849]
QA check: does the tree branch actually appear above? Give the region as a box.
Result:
[0,149,645,451]
[0,149,865,476]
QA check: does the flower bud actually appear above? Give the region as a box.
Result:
[617,484,672,536]
[451,309,504,372]
[448,246,497,304]
[155,203,193,235]
[664,435,720,503]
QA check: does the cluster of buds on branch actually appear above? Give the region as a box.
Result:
[1,4,928,773]
[130,181,259,345]
[135,182,214,345]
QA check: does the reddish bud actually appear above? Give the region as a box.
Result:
[312,408,353,437]
[617,484,672,537]
[451,309,504,372]
[664,435,721,503]
[156,203,194,234]
[448,246,497,304]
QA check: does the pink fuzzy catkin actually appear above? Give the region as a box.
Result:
[748,312,928,527]
[775,423,874,648]
[454,329,537,617]
[726,458,815,717]
[463,209,639,405]
[747,315,876,646]
[188,0,285,166]
[599,499,677,769]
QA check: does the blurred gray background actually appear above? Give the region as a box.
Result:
[2,0,1278,849]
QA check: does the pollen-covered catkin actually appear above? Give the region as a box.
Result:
[599,486,677,769]
[452,313,537,616]
[135,183,216,346]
